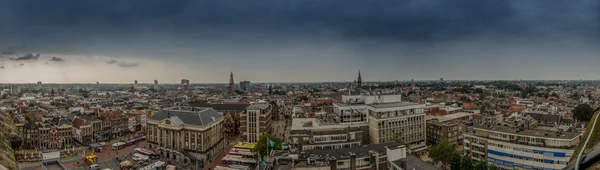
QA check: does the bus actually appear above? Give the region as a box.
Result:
[221,155,256,168]
[134,148,160,159]
[112,142,126,150]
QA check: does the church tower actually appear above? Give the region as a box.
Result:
[229,72,235,95]
[357,70,362,88]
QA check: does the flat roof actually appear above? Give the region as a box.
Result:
[475,126,581,139]
[291,118,366,131]
[367,102,422,108]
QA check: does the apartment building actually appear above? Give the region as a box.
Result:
[147,106,226,167]
[464,126,581,170]
[426,120,465,145]
[240,101,272,143]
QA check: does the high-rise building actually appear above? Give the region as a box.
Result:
[134,80,138,85]
[153,80,159,89]
[240,101,272,143]
[181,79,189,90]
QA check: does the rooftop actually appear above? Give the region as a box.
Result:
[367,102,423,108]
[149,106,224,126]
[246,103,270,110]
[474,125,582,140]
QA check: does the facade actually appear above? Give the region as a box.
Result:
[464,126,581,170]
[147,106,226,167]
[289,118,367,151]
[240,102,272,143]
[426,119,465,145]
[367,102,427,152]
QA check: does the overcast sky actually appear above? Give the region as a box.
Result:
[1,0,599,83]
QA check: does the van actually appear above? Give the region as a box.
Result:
[89,164,100,170]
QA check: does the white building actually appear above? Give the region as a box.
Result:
[464,126,581,170]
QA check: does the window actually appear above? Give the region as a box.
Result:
[337,161,344,165]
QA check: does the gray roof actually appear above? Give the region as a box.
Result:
[301,142,400,160]
[149,107,223,126]
[391,155,437,170]
[247,103,270,110]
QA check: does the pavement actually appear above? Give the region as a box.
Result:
[18,140,149,170]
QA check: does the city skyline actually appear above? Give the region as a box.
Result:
[1,0,600,83]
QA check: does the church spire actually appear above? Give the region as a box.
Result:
[229,72,235,95]
[357,70,362,88]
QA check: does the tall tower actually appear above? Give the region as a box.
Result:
[357,71,362,88]
[229,72,235,95]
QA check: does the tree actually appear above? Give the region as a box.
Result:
[473,161,487,170]
[253,133,283,156]
[460,96,468,101]
[429,140,456,169]
[573,103,594,122]
[0,94,7,99]
[461,155,474,170]
[551,92,559,98]
[450,152,462,170]
[488,165,499,170]
[50,89,55,96]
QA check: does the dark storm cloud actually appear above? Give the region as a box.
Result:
[117,62,139,68]
[11,53,40,60]
[106,59,118,64]
[1,0,599,42]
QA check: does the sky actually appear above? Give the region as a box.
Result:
[1,0,600,83]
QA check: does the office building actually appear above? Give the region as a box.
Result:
[289,118,368,151]
[154,79,159,89]
[240,101,272,143]
[464,122,581,169]
[240,81,251,91]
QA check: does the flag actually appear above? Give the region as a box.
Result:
[258,153,267,166]
[268,138,275,148]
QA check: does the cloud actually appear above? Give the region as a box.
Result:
[117,61,139,68]
[106,59,118,64]
[49,57,64,62]
[11,53,40,60]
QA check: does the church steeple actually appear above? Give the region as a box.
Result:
[357,70,362,88]
[229,72,235,95]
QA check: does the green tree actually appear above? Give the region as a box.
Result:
[573,103,594,122]
[0,94,7,99]
[429,140,456,169]
[488,164,499,170]
[450,152,462,170]
[461,155,474,170]
[551,92,559,98]
[253,133,283,156]
[474,161,487,170]
[460,96,468,101]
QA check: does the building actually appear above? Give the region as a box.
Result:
[229,72,235,95]
[181,79,190,90]
[271,142,435,170]
[134,80,138,85]
[464,125,581,170]
[240,101,273,143]
[426,119,465,145]
[147,106,226,167]
[154,80,159,89]
[240,81,251,91]
[289,118,368,151]
[367,102,427,152]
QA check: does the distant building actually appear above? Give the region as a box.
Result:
[240,101,273,143]
[154,80,159,89]
[134,80,138,85]
[240,81,251,91]
[229,72,235,95]
[181,79,189,90]
[37,81,42,85]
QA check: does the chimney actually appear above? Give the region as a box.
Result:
[350,152,357,170]
[329,157,337,170]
